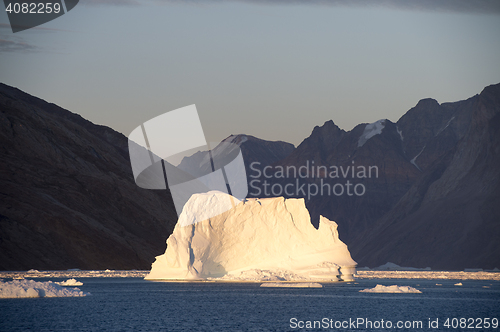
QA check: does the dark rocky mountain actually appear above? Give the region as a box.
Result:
[354,83,500,269]
[396,96,475,171]
[0,86,295,271]
[253,118,421,245]
[178,134,295,178]
[0,83,179,271]
[228,134,295,172]
[248,83,499,269]
[1,81,498,271]
[176,134,295,203]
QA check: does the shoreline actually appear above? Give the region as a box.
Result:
[1,270,499,281]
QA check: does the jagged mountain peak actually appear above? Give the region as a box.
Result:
[395,93,477,171]
[311,119,344,135]
[1,82,499,271]
[414,97,440,107]
[221,134,250,146]
[178,133,295,178]
[221,133,293,148]
[354,82,500,269]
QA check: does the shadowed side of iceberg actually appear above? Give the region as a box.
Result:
[145,191,357,281]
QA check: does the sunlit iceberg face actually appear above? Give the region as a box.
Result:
[127,105,248,223]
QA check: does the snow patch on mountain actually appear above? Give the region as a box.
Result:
[146,191,357,281]
[358,120,386,147]
[397,126,404,141]
[435,116,455,136]
[410,146,425,171]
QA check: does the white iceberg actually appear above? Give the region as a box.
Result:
[56,278,83,286]
[359,284,422,293]
[146,191,357,281]
[0,279,89,298]
[260,282,322,288]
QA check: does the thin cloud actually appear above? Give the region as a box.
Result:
[0,38,38,53]
[81,0,141,5]
[0,24,40,52]
[0,22,71,32]
[156,0,500,14]
[0,23,13,30]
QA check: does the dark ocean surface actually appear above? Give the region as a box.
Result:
[1,277,499,331]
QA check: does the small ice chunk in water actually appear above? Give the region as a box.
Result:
[0,279,89,298]
[56,279,83,286]
[260,282,322,288]
[359,284,421,293]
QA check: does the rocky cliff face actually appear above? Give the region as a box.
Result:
[2,81,498,271]
[354,83,500,269]
[178,134,295,178]
[0,83,179,270]
[396,96,475,171]
[248,83,498,269]
[251,118,421,245]
[0,85,296,271]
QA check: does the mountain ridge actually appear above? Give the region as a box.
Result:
[244,83,498,269]
[0,83,179,270]
[353,83,500,269]
[1,82,498,270]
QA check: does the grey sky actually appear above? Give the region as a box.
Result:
[1,0,499,146]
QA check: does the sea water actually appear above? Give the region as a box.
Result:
[0,278,498,331]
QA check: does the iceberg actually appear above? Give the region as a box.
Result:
[146,191,357,281]
[56,278,83,286]
[0,279,89,298]
[359,284,422,293]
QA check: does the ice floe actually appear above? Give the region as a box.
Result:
[0,269,498,283]
[56,279,83,286]
[260,282,322,288]
[360,284,421,293]
[0,279,89,298]
[356,271,500,281]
